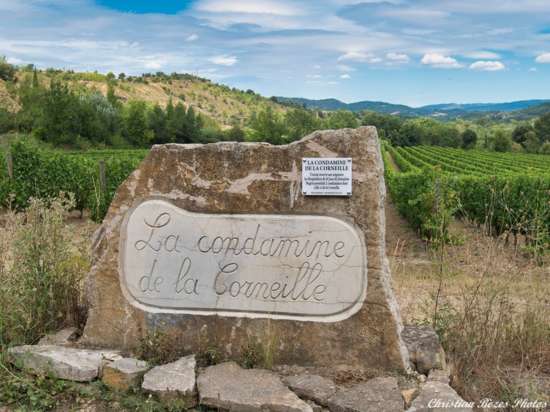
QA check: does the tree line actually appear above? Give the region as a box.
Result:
[1,58,550,153]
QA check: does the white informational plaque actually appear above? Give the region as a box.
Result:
[302,158,352,196]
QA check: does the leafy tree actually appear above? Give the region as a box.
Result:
[106,81,119,107]
[362,111,402,143]
[0,56,15,81]
[540,141,550,154]
[284,108,319,140]
[461,129,477,149]
[491,130,512,152]
[124,101,153,147]
[118,72,126,81]
[523,131,541,153]
[323,110,358,129]
[534,113,550,143]
[512,123,533,145]
[249,107,287,144]
[148,104,168,143]
[225,124,245,141]
[34,79,80,146]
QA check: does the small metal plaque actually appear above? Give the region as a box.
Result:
[302,158,352,196]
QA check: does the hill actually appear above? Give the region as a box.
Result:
[5,70,287,128]
[276,96,550,119]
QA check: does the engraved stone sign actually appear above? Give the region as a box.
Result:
[302,158,352,196]
[121,199,366,321]
[82,127,410,371]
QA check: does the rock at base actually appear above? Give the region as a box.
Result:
[327,377,404,412]
[38,327,79,346]
[402,326,446,375]
[427,369,450,385]
[283,373,337,406]
[8,345,121,382]
[102,358,150,391]
[407,381,473,412]
[198,361,313,412]
[142,355,197,407]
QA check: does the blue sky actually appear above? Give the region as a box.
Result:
[1,0,550,106]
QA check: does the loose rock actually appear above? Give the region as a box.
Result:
[102,357,150,391]
[402,325,446,374]
[283,373,337,406]
[38,327,79,346]
[198,361,312,412]
[142,355,197,407]
[407,381,473,412]
[427,369,450,385]
[327,377,404,412]
[8,345,121,382]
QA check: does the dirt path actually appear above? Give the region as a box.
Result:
[385,150,401,173]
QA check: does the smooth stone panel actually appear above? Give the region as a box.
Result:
[120,199,366,322]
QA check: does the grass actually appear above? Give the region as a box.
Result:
[390,216,550,403]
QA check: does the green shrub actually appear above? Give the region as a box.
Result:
[0,194,89,346]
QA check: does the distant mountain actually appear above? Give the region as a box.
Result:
[274,97,550,119]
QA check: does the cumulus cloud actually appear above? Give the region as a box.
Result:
[535,53,550,63]
[208,54,238,66]
[421,53,462,69]
[340,73,351,79]
[338,51,382,64]
[469,60,505,71]
[186,34,199,42]
[463,50,501,59]
[386,52,409,63]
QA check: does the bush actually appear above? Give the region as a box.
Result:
[492,130,513,152]
[0,194,89,346]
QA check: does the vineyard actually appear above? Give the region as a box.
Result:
[1,140,549,256]
[382,143,550,257]
[0,143,147,221]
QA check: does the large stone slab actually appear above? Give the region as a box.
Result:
[198,361,312,412]
[102,357,150,391]
[142,355,197,406]
[283,373,336,406]
[8,345,121,382]
[402,325,446,374]
[82,127,409,370]
[327,377,404,412]
[406,381,473,412]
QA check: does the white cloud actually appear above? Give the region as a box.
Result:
[421,53,462,69]
[306,73,322,79]
[469,60,505,71]
[386,52,409,63]
[336,64,355,72]
[144,60,164,69]
[535,53,550,63]
[195,0,302,16]
[337,51,383,64]
[529,67,537,72]
[340,73,351,79]
[186,34,199,42]
[463,50,500,59]
[208,54,238,66]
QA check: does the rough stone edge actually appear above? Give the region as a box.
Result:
[81,127,411,372]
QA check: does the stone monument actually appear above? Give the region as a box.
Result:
[82,126,410,372]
